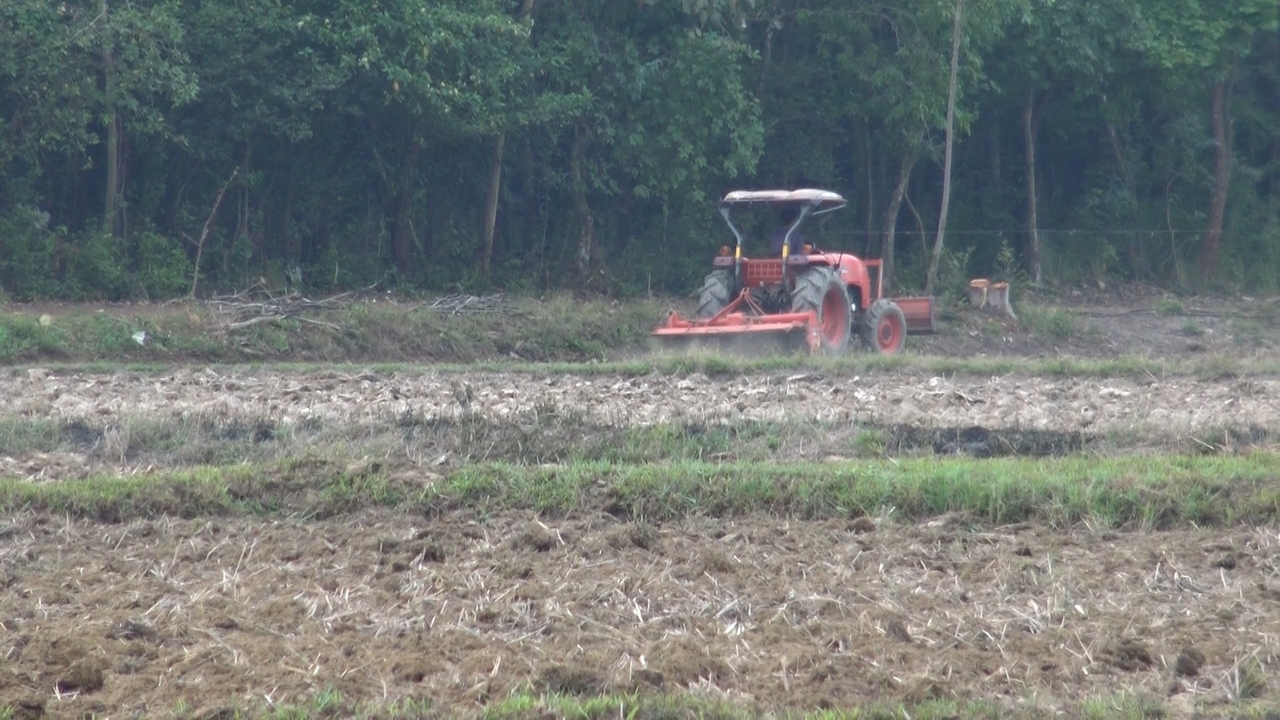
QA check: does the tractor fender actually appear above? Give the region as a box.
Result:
[823,254,872,311]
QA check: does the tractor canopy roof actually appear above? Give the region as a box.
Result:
[720,189,846,210]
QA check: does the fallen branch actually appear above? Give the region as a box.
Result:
[227,314,286,331]
[426,293,508,315]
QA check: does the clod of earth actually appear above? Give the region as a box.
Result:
[108,619,158,642]
[1175,646,1206,677]
[887,619,914,644]
[1103,637,1154,672]
[849,517,876,534]
[513,523,559,552]
[536,665,606,696]
[57,659,106,693]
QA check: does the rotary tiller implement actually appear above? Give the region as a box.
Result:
[653,189,935,355]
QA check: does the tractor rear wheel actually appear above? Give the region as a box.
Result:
[791,267,852,354]
[863,299,906,354]
[697,269,733,318]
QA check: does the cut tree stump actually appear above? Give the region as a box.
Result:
[968,278,1017,320]
[967,279,991,308]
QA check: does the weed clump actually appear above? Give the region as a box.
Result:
[1019,305,1077,340]
[1156,298,1186,316]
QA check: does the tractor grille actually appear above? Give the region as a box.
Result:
[744,259,784,286]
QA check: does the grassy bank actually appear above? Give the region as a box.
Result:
[3,453,1277,528]
[3,296,1279,378]
[0,295,669,364]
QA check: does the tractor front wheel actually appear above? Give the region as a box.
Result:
[863,299,907,354]
[791,267,852,354]
[697,269,733,319]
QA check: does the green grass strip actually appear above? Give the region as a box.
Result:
[1,453,1277,528]
[10,688,1200,720]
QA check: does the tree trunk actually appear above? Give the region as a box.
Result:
[102,0,119,237]
[881,151,918,294]
[474,0,533,280]
[759,18,776,104]
[989,112,1001,191]
[862,124,875,252]
[392,137,422,276]
[1201,77,1232,278]
[1102,116,1143,274]
[1022,86,1046,285]
[521,144,538,257]
[926,0,964,296]
[569,123,593,278]
[479,134,506,279]
[226,143,250,277]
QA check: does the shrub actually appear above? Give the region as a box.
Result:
[0,206,60,299]
[63,230,131,300]
[1020,305,1077,340]
[133,232,193,299]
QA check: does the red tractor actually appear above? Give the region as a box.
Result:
[653,189,935,354]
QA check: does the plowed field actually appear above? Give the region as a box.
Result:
[2,292,1279,717]
[2,511,1276,717]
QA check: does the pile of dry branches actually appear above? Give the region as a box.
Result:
[193,283,508,331]
[200,281,380,330]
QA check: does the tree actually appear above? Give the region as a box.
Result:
[533,0,762,279]
[1135,0,1278,277]
[987,0,1142,284]
[802,0,1017,292]
[925,0,965,296]
[326,0,558,276]
[75,0,195,236]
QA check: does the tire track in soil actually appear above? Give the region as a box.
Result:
[0,511,1275,716]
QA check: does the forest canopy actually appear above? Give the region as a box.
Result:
[0,0,1276,300]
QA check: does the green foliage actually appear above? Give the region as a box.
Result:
[63,231,132,301]
[1156,298,1186,316]
[0,0,1276,299]
[0,315,65,359]
[1236,657,1268,700]
[0,206,59,299]
[1179,319,1204,337]
[133,231,192,298]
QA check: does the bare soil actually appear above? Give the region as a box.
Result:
[915,287,1280,360]
[7,365,1277,435]
[0,366,1273,480]
[2,511,1277,717]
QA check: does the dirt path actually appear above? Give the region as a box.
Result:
[1,511,1275,717]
